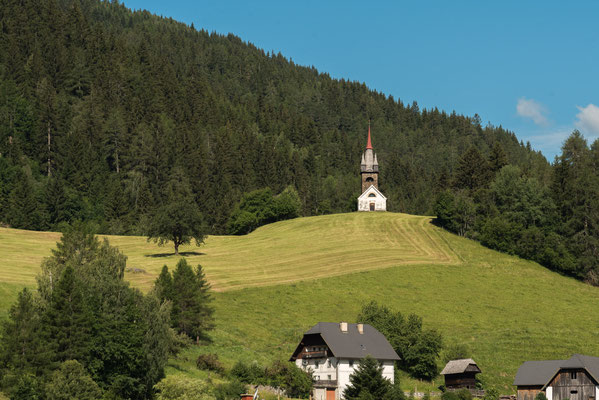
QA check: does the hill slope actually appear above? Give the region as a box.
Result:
[0,212,459,291]
[1,212,598,392]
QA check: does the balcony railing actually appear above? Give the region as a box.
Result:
[302,350,327,359]
[314,379,338,388]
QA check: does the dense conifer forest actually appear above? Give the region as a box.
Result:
[1,0,596,283]
[0,0,547,233]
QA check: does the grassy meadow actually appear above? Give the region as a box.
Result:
[1,212,598,393]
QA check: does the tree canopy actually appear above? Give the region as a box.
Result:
[0,225,173,399]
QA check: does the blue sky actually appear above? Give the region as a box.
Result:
[121,0,599,160]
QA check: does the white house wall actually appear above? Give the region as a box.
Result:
[546,386,553,400]
[298,357,394,400]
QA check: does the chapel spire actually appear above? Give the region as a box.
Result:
[366,121,373,150]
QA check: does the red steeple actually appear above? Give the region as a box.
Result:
[366,121,373,149]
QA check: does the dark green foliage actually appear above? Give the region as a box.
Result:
[484,388,500,400]
[0,226,173,399]
[45,360,103,400]
[230,360,265,384]
[213,380,248,400]
[196,353,224,373]
[453,146,490,191]
[0,0,547,236]
[228,359,312,397]
[264,360,313,399]
[358,301,442,380]
[535,392,548,400]
[441,392,460,400]
[227,186,301,234]
[436,131,599,286]
[343,356,392,400]
[442,390,473,400]
[154,259,214,340]
[147,172,205,255]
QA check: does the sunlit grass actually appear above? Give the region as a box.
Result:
[1,212,598,393]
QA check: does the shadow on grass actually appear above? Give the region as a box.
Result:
[145,251,205,258]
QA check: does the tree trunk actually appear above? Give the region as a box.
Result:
[174,242,179,256]
[47,122,52,176]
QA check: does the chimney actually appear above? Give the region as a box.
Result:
[340,322,348,332]
[357,324,364,334]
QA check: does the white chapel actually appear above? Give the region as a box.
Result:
[358,125,386,211]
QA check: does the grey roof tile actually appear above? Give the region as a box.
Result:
[292,322,400,361]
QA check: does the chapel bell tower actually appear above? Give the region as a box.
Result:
[360,123,379,193]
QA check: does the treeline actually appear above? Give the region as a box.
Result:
[0,0,548,235]
[435,131,599,285]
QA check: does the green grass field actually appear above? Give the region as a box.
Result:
[1,212,598,393]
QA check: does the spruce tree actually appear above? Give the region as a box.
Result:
[343,356,392,400]
[170,258,214,341]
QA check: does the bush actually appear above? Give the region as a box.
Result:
[154,376,215,400]
[264,360,312,398]
[214,380,247,400]
[230,361,265,384]
[534,393,548,400]
[441,392,460,400]
[197,353,224,373]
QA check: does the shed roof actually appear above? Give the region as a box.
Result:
[441,359,481,375]
[513,355,599,387]
[290,322,400,361]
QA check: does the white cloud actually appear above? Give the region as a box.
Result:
[526,129,572,160]
[575,104,599,136]
[517,97,549,126]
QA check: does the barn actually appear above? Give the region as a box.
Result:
[514,354,599,400]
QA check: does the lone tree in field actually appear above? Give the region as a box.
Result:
[147,169,204,255]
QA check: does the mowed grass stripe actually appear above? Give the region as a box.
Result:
[0,212,456,292]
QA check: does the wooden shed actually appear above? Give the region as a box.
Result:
[441,358,482,390]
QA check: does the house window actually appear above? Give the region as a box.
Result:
[571,372,577,380]
[327,360,332,368]
[315,361,319,368]
[328,374,332,380]
[571,391,578,395]
[368,193,376,197]
[349,360,354,367]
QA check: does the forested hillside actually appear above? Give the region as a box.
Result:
[0,0,549,235]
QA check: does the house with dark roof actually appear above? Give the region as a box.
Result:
[441,358,482,391]
[514,354,599,400]
[290,322,400,400]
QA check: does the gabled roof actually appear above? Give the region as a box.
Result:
[441,359,481,375]
[290,322,400,361]
[513,354,599,387]
[358,185,387,200]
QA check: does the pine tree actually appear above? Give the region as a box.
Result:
[343,356,392,400]
[453,146,490,191]
[170,258,214,341]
